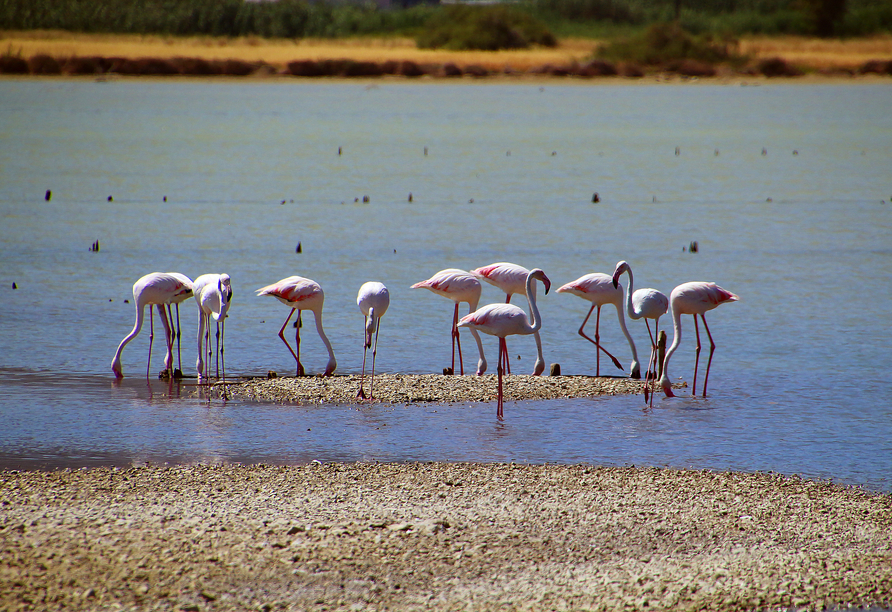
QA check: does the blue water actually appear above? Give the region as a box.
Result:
[1,79,890,492]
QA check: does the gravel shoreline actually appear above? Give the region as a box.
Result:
[2,462,890,611]
[224,373,656,404]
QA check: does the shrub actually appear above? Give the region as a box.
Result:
[596,22,744,67]
[28,54,62,74]
[417,5,557,51]
[757,56,802,76]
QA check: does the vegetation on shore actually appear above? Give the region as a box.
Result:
[2,0,891,43]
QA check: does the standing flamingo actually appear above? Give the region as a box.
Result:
[612,261,669,405]
[111,272,194,379]
[194,273,232,381]
[556,273,640,379]
[470,262,546,375]
[411,269,487,376]
[256,276,337,377]
[357,282,390,401]
[458,268,550,420]
[658,282,739,398]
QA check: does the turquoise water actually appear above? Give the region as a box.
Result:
[1,79,890,492]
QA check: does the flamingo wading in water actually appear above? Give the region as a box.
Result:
[111,272,194,379]
[194,273,232,381]
[556,272,640,379]
[470,262,546,375]
[256,276,337,377]
[458,268,551,420]
[411,268,487,376]
[612,261,668,405]
[659,282,739,398]
[357,281,390,401]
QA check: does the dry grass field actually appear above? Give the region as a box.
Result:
[2,30,892,74]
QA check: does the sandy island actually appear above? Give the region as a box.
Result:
[1,463,890,611]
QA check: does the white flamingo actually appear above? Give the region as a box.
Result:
[194,273,232,381]
[111,272,193,379]
[458,268,551,419]
[470,262,546,375]
[411,268,487,376]
[612,261,668,405]
[357,281,390,401]
[659,281,739,398]
[256,276,337,377]
[556,272,640,379]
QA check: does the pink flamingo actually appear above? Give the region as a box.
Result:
[556,273,640,379]
[470,262,546,375]
[458,268,550,420]
[658,282,739,398]
[111,272,194,379]
[411,268,487,376]
[256,276,337,377]
[357,282,390,401]
[612,261,668,405]
[194,273,232,381]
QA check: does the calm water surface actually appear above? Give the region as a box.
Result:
[1,80,890,492]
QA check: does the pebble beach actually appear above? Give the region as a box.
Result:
[2,462,890,611]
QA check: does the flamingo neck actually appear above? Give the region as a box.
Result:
[622,268,637,320]
[659,303,684,392]
[525,274,542,333]
[313,310,337,375]
[111,303,146,376]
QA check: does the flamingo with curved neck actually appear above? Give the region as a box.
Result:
[458,268,551,419]
[659,281,739,398]
[556,272,640,379]
[612,261,668,405]
[111,272,194,379]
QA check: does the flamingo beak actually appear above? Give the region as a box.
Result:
[543,275,552,295]
[612,273,620,289]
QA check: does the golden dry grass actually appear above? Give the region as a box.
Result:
[3,30,892,73]
[740,34,892,69]
[1,30,597,71]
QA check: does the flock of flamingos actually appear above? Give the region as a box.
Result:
[110,262,738,418]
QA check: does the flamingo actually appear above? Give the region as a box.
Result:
[458,268,551,420]
[357,281,390,401]
[194,273,232,381]
[612,261,669,405]
[411,268,487,376]
[658,282,739,398]
[111,272,194,379]
[470,262,546,375]
[556,272,640,379]
[256,276,337,377]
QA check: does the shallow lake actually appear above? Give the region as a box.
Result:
[1,78,890,492]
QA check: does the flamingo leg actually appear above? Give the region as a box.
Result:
[220,319,228,399]
[370,316,382,401]
[692,315,702,396]
[205,313,212,379]
[277,309,303,376]
[358,316,369,400]
[497,337,506,420]
[451,303,465,375]
[294,311,305,377]
[700,315,717,397]
[215,320,221,378]
[175,303,182,376]
[147,305,154,379]
[158,305,174,379]
[577,305,625,375]
[503,294,512,376]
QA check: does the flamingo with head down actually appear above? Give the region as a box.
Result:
[612,261,668,405]
[556,272,640,379]
[194,273,233,381]
[111,272,194,379]
[256,276,337,377]
[658,281,739,398]
[357,281,390,401]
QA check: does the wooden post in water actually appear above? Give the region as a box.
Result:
[657,330,667,380]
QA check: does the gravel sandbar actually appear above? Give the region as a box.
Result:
[2,463,890,611]
[226,373,656,404]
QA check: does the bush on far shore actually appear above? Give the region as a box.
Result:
[417,5,557,51]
